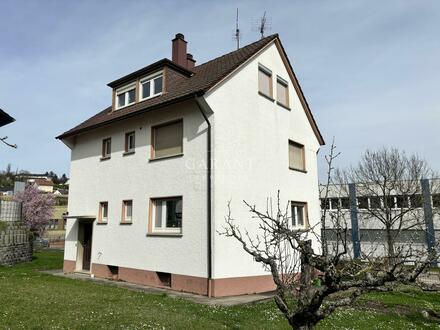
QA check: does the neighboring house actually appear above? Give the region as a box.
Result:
[320,180,440,260]
[57,33,324,297]
[27,178,54,193]
[0,109,15,128]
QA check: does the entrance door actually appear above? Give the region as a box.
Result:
[77,221,93,272]
[82,223,93,270]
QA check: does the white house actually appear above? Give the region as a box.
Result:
[57,33,324,297]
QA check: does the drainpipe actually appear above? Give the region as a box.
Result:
[194,94,213,297]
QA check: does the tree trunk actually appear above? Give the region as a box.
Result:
[385,224,395,265]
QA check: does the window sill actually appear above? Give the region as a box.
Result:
[100,156,111,162]
[120,222,132,225]
[96,221,108,225]
[289,167,307,174]
[277,101,291,111]
[123,150,135,157]
[258,91,275,102]
[147,232,182,237]
[149,153,183,162]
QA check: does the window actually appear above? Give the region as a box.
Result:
[151,120,183,159]
[321,199,330,210]
[151,197,182,234]
[385,196,396,209]
[276,76,289,108]
[396,195,409,208]
[122,200,133,223]
[340,197,350,209]
[125,132,135,153]
[288,141,305,171]
[116,85,136,109]
[99,202,108,223]
[291,202,307,228]
[432,194,440,208]
[330,198,340,210]
[357,197,369,209]
[410,194,423,208]
[102,138,111,159]
[258,64,273,98]
[369,196,381,209]
[141,73,163,100]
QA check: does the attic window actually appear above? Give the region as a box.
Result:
[116,84,136,109]
[141,73,163,101]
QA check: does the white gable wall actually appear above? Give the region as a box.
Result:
[206,42,322,279]
[64,100,209,278]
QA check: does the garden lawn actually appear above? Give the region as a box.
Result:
[0,250,439,329]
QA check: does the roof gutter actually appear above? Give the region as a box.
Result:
[194,94,213,297]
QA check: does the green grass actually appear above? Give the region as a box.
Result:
[0,251,439,329]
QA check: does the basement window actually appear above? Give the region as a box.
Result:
[141,73,163,100]
[116,84,136,109]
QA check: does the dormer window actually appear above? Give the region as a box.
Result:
[141,73,163,101]
[116,84,136,110]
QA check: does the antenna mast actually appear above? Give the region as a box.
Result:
[235,8,240,50]
[259,11,267,38]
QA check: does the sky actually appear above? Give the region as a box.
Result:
[0,0,439,180]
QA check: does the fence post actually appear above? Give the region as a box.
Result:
[421,178,437,267]
[348,183,361,258]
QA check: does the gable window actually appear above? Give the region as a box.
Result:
[124,131,135,154]
[141,73,163,100]
[258,64,273,99]
[116,84,136,109]
[288,140,305,172]
[102,138,111,159]
[122,200,133,223]
[151,120,183,159]
[276,76,289,108]
[291,202,307,228]
[150,197,182,234]
[99,202,108,223]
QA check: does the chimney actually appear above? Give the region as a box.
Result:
[172,33,187,68]
[186,53,196,70]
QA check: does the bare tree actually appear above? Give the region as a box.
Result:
[220,145,438,330]
[336,148,438,264]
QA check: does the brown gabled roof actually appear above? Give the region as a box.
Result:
[57,34,324,145]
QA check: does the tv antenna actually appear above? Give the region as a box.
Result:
[253,11,271,39]
[233,8,241,50]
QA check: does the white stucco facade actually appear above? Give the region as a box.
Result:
[206,43,321,279]
[62,38,323,294]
